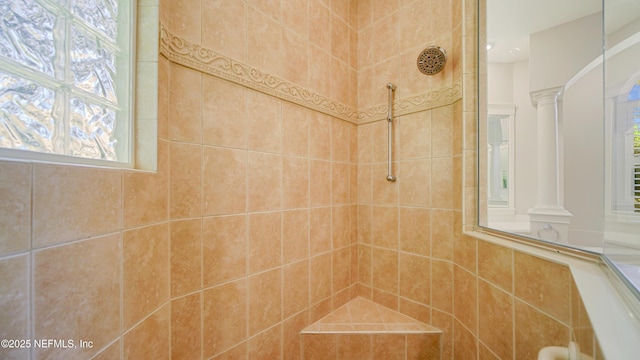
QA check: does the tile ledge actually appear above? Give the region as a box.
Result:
[301,297,442,335]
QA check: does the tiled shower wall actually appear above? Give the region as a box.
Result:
[0,0,600,360]
[355,0,600,359]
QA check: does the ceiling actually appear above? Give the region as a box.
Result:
[486,0,640,63]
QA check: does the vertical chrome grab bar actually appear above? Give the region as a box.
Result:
[386,83,396,182]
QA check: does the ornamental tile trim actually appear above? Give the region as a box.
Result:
[159,24,462,124]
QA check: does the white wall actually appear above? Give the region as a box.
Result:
[530,12,603,92]
[563,65,605,246]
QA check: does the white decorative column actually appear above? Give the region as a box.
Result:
[528,87,573,243]
[488,117,503,203]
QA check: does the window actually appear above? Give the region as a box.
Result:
[611,79,640,215]
[633,99,640,212]
[0,0,134,164]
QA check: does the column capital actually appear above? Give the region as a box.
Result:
[530,86,564,106]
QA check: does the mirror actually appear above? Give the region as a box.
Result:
[480,0,640,292]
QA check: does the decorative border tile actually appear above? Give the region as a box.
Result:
[357,82,463,124]
[159,24,462,124]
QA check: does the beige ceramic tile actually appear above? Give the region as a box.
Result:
[123,223,170,329]
[203,215,247,287]
[283,311,309,360]
[349,205,358,245]
[248,324,282,360]
[310,253,332,304]
[454,234,477,274]
[282,0,308,37]
[170,142,202,219]
[478,240,513,292]
[337,334,371,359]
[431,259,453,314]
[202,75,247,149]
[453,266,477,335]
[478,343,501,360]
[431,310,453,360]
[357,244,372,286]
[332,162,350,205]
[308,44,332,98]
[247,8,282,77]
[33,164,121,248]
[123,139,169,229]
[398,159,430,207]
[453,319,477,360]
[170,219,201,297]
[283,209,309,263]
[310,207,332,255]
[302,333,337,360]
[372,334,405,360]
[406,333,441,360]
[332,246,351,292]
[249,268,282,336]
[514,252,571,324]
[309,112,332,160]
[372,163,399,205]
[399,297,431,325]
[283,260,310,318]
[514,300,570,360]
[157,56,170,140]
[308,0,330,51]
[283,156,310,209]
[398,112,431,161]
[431,105,454,157]
[398,1,430,52]
[383,283,405,313]
[371,120,390,164]
[169,0,200,44]
[247,90,282,153]
[203,146,247,215]
[371,13,399,70]
[329,58,350,104]
[202,0,247,61]
[0,161,30,255]
[171,293,201,360]
[431,156,453,209]
[91,340,120,360]
[168,64,202,144]
[210,343,247,360]
[309,160,331,206]
[357,205,372,244]
[330,118,350,164]
[309,297,333,324]
[398,207,430,256]
[431,209,454,261]
[283,28,309,86]
[248,212,282,273]
[34,235,120,360]
[478,280,513,360]
[371,206,398,249]
[372,248,398,294]
[247,152,282,211]
[123,305,170,360]
[332,205,350,249]
[282,102,309,157]
[349,123,358,164]
[357,165,373,204]
[399,253,430,305]
[0,255,29,360]
[203,280,247,358]
[357,123,373,164]
[332,0,350,22]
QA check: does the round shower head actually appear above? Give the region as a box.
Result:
[417,46,447,75]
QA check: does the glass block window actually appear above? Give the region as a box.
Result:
[0,0,133,163]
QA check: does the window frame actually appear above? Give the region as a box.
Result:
[0,0,159,171]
